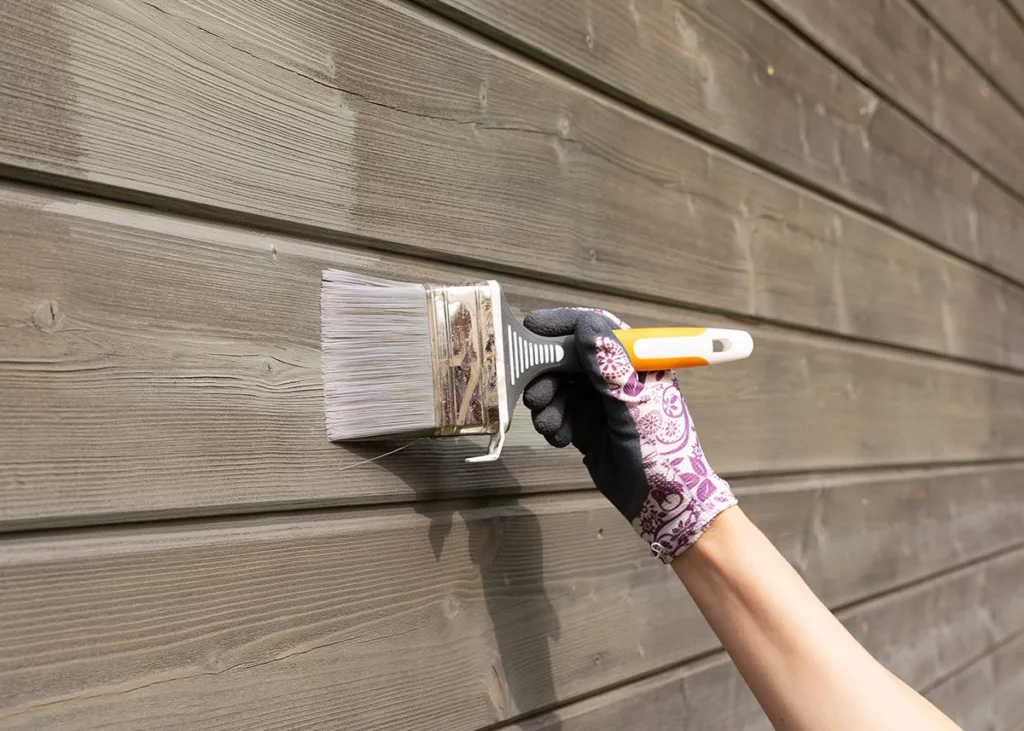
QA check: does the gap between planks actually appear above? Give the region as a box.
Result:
[752,0,1024,232]
[2,457,1022,540]
[907,0,1024,123]
[920,624,1024,697]
[1,173,1022,381]
[3,181,1024,529]
[2,0,1024,315]
[489,548,1024,731]
[2,489,1021,729]
[406,0,1024,292]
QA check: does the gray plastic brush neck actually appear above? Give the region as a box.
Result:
[500,297,579,414]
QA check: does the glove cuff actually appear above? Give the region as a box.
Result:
[634,488,738,564]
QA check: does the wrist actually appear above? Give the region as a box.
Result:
[670,503,744,576]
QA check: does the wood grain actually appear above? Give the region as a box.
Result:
[733,464,1024,609]
[2,0,1024,340]
[760,0,1024,199]
[514,652,769,731]
[1011,1,1024,26]
[418,0,1024,285]
[3,183,1024,528]
[926,633,1024,731]
[1,490,1021,731]
[914,0,1024,113]
[513,549,1024,731]
[843,547,1024,692]
[1,4,1021,731]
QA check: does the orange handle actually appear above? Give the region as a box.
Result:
[611,327,754,370]
[613,328,709,370]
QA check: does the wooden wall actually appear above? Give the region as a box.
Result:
[1,0,1022,728]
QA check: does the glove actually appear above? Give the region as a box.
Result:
[522,308,737,563]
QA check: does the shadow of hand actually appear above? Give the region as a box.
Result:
[356,441,563,729]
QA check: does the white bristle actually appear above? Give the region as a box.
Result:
[321,269,436,440]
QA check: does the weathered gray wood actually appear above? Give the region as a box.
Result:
[1,489,1021,731]
[761,0,1024,201]
[513,550,1024,731]
[1011,1,1024,26]
[843,548,1024,692]
[3,0,1024,344]
[915,0,1024,113]
[734,464,1024,609]
[418,0,1024,286]
[3,184,1024,528]
[513,653,769,731]
[927,633,1024,731]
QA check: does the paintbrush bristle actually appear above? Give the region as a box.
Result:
[321,270,436,440]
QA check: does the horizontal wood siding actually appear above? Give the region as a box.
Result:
[417,0,1024,284]
[1,0,1022,727]
[927,633,1024,731]
[512,553,1024,730]
[914,0,1024,112]
[3,184,1024,529]
[761,0,1024,199]
[1,496,1021,730]
[2,1,1024,359]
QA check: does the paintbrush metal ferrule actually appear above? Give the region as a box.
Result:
[423,281,508,446]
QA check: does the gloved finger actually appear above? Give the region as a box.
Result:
[585,307,629,330]
[545,415,573,448]
[571,311,644,396]
[523,307,630,337]
[531,385,570,437]
[523,373,563,411]
[523,308,588,337]
[567,381,604,453]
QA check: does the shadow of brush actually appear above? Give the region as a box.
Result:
[351,440,563,729]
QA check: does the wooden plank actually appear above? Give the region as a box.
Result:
[914,0,1024,113]
[842,548,1024,692]
[514,652,769,731]
[4,184,1024,528]
[1,489,1021,731]
[736,465,1024,609]
[927,633,1024,731]
[512,549,1024,731]
[417,0,1024,285]
[761,0,1024,201]
[3,0,1024,344]
[1011,1,1024,26]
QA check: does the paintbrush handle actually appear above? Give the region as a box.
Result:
[505,326,753,389]
[612,327,753,370]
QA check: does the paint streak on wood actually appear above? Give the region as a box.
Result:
[2,0,1024,344]
[1,0,1023,727]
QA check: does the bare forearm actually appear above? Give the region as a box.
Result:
[673,507,960,731]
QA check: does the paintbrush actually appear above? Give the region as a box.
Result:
[321,269,753,463]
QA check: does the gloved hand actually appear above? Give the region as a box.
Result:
[522,308,737,563]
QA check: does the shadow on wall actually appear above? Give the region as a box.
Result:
[359,443,564,730]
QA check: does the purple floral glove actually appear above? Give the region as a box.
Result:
[523,308,737,563]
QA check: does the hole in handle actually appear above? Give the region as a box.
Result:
[713,338,731,353]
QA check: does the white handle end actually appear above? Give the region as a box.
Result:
[704,328,753,365]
